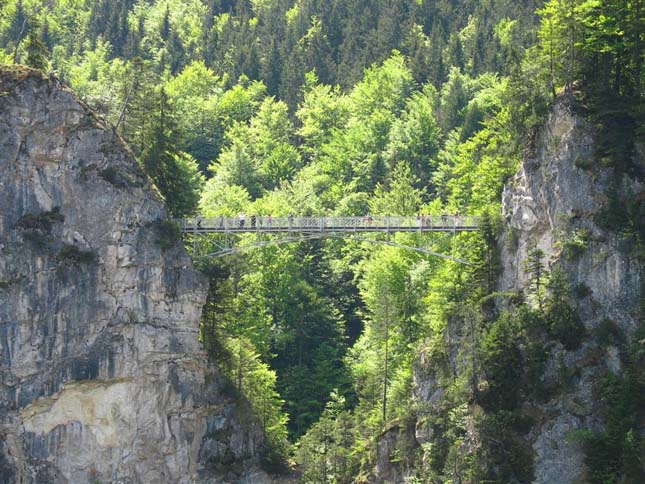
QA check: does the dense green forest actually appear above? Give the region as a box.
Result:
[1,0,643,482]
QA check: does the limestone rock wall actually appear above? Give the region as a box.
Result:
[408,96,643,483]
[498,97,642,484]
[0,66,264,484]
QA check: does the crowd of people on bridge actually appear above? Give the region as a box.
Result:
[193,213,466,231]
[233,213,282,228]
[418,213,462,227]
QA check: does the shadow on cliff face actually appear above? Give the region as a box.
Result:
[0,436,16,484]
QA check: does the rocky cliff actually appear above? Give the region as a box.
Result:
[500,99,645,484]
[498,97,643,483]
[0,66,267,484]
[379,96,643,482]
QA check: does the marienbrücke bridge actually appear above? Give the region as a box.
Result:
[179,215,480,264]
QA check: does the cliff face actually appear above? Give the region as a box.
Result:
[499,98,642,483]
[0,67,265,484]
[404,97,643,483]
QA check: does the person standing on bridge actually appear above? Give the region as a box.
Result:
[288,213,294,230]
[267,214,272,227]
[239,213,246,227]
[251,214,256,228]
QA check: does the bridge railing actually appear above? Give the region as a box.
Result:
[179,215,480,232]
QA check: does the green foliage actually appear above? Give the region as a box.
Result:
[98,167,128,188]
[13,207,63,253]
[523,246,549,309]
[25,25,48,71]
[350,53,415,118]
[296,74,351,160]
[480,311,526,410]
[22,229,51,250]
[295,392,358,483]
[164,61,225,170]
[594,178,645,243]
[545,268,585,350]
[594,179,630,233]
[369,162,423,216]
[4,1,642,480]
[14,207,64,231]
[560,227,591,259]
[170,151,205,216]
[385,90,441,188]
[223,336,289,453]
[58,244,97,264]
[472,210,502,296]
[573,282,592,299]
[575,323,645,483]
[476,411,536,483]
[138,88,203,217]
[199,180,250,217]
[592,319,626,349]
[151,219,181,250]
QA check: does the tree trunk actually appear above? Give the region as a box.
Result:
[12,18,28,63]
[382,301,390,423]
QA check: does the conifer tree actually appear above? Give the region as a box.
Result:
[25,25,48,71]
[139,88,202,217]
[161,5,171,41]
[524,246,548,309]
[10,0,28,63]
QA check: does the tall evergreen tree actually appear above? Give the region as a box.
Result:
[139,88,202,217]
[25,26,48,71]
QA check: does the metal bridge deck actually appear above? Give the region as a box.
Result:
[179,215,479,234]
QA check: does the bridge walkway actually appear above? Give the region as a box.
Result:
[179,215,479,235]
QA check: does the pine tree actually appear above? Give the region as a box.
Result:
[25,27,48,72]
[473,211,499,295]
[168,31,185,74]
[161,5,171,41]
[10,0,29,63]
[10,0,28,44]
[87,0,111,45]
[524,246,548,309]
[545,268,584,350]
[139,88,202,217]
[112,0,130,57]
[40,18,52,51]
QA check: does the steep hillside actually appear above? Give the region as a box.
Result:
[499,97,643,483]
[405,96,644,483]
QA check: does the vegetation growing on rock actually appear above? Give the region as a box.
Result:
[0,0,643,482]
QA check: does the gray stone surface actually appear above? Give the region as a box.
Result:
[500,99,642,330]
[501,98,643,484]
[408,96,643,484]
[0,67,266,483]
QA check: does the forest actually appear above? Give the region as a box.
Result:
[1,0,643,482]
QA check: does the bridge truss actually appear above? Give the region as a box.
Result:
[178,215,480,265]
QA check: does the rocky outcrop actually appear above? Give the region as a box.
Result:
[500,98,642,325]
[407,95,643,483]
[0,66,266,483]
[499,97,643,484]
[369,421,418,484]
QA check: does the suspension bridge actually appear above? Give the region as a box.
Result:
[178,215,480,264]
